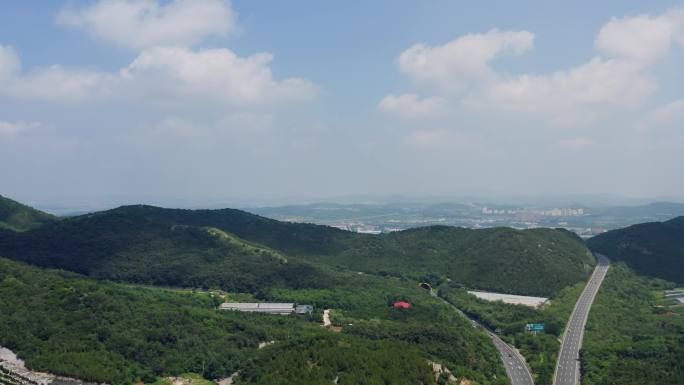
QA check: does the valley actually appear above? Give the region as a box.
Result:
[0,195,682,385]
[3,2,684,384]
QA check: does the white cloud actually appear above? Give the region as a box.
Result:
[595,8,684,63]
[0,44,115,101]
[0,120,40,138]
[385,9,684,124]
[403,129,471,149]
[147,116,203,138]
[0,45,21,81]
[0,45,317,106]
[398,29,534,91]
[121,46,318,105]
[141,113,275,141]
[652,99,684,123]
[133,112,323,159]
[6,65,115,102]
[377,93,445,119]
[0,45,21,86]
[638,99,684,130]
[557,137,596,151]
[480,57,656,114]
[57,0,237,50]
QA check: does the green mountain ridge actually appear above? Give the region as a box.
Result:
[325,225,595,296]
[587,216,684,283]
[0,195,57,231]
[0,205,334,292]
[0,199,595,296]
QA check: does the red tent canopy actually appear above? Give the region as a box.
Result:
[393,301,412,309]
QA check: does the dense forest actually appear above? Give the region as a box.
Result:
[0,257,315,383]
[234,335,438,385]
[587,216,684,283]
[581,264,684,385]
[0,201,595,296]
[0,257,507,385]
[329,225,594,296]
[264,279,507,383]
[0,195,57,231]
[0,208,338,293]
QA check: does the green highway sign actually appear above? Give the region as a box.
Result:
[526,323,545,332]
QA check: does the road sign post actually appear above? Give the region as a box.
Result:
[525,323,545,333]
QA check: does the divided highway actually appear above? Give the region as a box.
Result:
[432,292,534,385]
[553,254,610,385]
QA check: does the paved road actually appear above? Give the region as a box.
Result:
[488,329,535,385]
[553,254,610,385]
[433,292,534,385]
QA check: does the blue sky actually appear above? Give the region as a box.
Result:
[1,1,684,207]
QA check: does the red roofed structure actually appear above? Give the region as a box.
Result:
[393,301,412,309]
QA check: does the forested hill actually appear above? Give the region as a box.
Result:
[0,201,595,296]
[587,216,684,283]
[0,257,507,385]
[328,226,595,296]
[0,205,338,292]
[0,194,57,231]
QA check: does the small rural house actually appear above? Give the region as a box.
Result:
[295,304,314,314]
[392,301,412,309]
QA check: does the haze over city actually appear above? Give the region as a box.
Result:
[2,0,684,207]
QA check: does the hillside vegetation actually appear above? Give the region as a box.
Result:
[0,207,335,293]
[0,257,507,385]
[587,216,684,283]
[0,195,57,231]
[327,226,595,296]
[0,203,595,296]
[581,263,684,385]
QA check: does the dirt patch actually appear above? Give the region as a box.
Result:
[659,311,679,316]
[0,347,24,366]
[322,309,332,327]
[429,361,458,383]
[217,373,239,385]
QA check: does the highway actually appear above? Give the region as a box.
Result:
[432,292,534,385]
[488,329,535,385]
[552,254,610,385]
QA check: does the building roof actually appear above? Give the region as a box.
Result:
[295,304,314,313]
[219,302,294,310]
[393,301,412,309]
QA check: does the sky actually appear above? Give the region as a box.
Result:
[1,0,684,208]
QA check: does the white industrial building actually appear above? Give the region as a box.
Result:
[218,302,295,315]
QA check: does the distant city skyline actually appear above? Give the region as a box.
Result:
[21,192,684,217]
[2,1,684,204]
